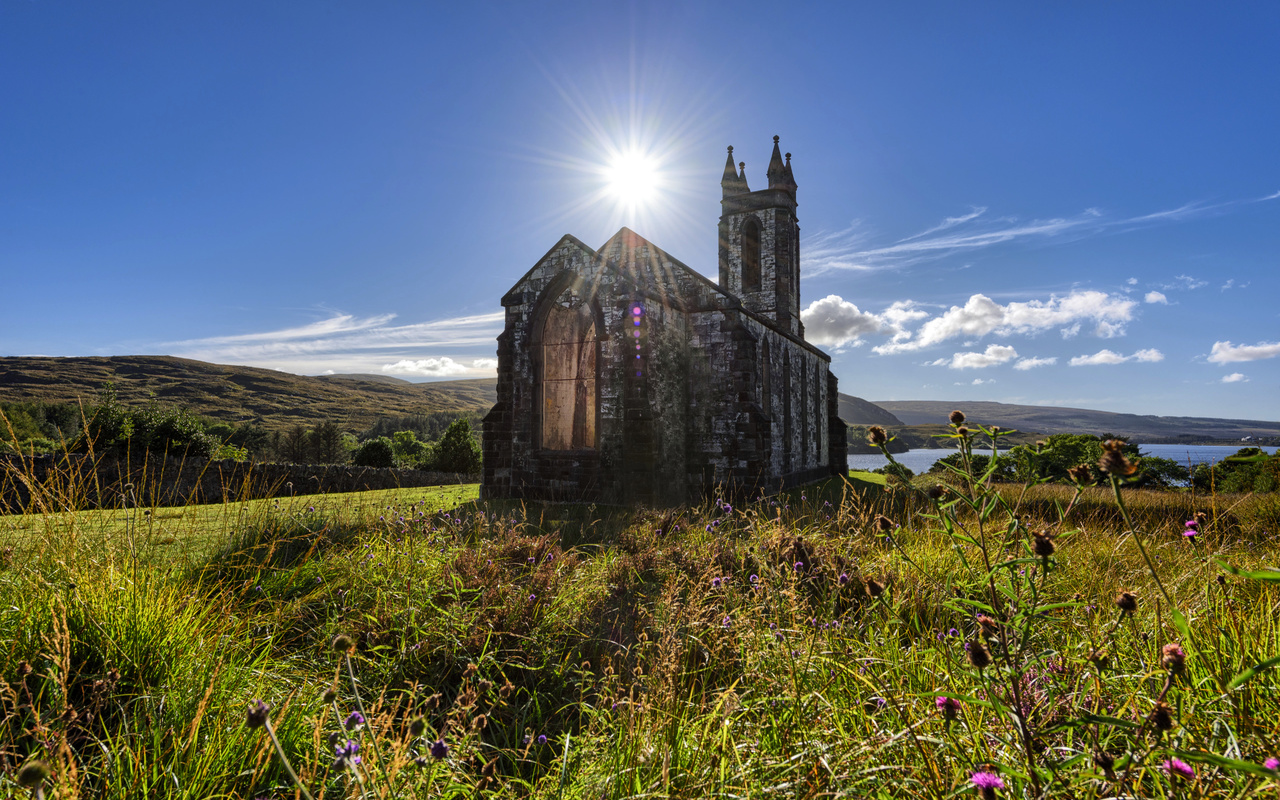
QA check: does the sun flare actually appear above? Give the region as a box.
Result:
[603,150,662,207]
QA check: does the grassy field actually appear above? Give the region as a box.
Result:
[4,450,1280,798]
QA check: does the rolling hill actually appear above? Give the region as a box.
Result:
[0,356,496,433]
[873,400,1280,443]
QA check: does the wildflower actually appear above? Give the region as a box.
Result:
[956,426,969,437]
[1148,700,1174,732]
[976,614,999,637]
[838,572,850,586]
[536,734,548,745]
[966,639,992,670]
[1115,591,1138,614]
[1162,758,1194,780]
[1161,643,1186,676]
[711,577,722,589]
[750,574,758,583]
[333,739,361,769]
[936,695,961,721]
[949,410,966,425]
[1264,757,1279,771]
[430,739,449,759]
[971,770,1005,799]
[1098,439,1138,477]
[866,425,888,446]
[344,711,365,730]
[1183,519,1198,539]
[794,561,804,572]
[246,699,270,729]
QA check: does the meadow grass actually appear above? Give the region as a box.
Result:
[3,440,1280,798]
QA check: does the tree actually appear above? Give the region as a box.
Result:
[353,437,396,468]
[311,421,347,465]
[432,419,482,474]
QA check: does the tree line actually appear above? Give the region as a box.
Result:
[1,385,482,473]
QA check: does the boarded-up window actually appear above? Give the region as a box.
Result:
[742,219,761,293]
[541,302,596,450]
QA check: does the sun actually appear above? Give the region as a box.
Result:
[603,149,663,207]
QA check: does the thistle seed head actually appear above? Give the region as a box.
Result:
[1115,591,1138,614]
[866,425,888,446]
[16,761,50,789]
[949,410,966,425]
[1098,439,1138,476]
[246,699,270,729]
[1032,533,1056,558]
[331,634,355,654]
[966,639,992,670]
[1148,700,1174,732]
[1161,643,1186,676]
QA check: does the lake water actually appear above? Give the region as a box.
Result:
[849,444,1278,474]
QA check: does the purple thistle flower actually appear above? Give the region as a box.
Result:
[838,572,850,585]
[430,739,448,759]
[1264,757,1279,770]
[935,695,961,720]
[1162,758,1195,780]
[971,771,1005,789]
[536,734,548,745]
[794,561,804,572]
[344,711,365,730]
[711,577,722,589]
[333,738,361,769]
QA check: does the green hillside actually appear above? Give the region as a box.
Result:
[0,356,496,434]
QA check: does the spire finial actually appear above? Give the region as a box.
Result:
[773,135,780,144]
[727,145,733,155]
[785,152,791,164]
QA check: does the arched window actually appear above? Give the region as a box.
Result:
[741,218,761,293]
[540,298,596,450]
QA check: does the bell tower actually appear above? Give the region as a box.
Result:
[717,136,802,336]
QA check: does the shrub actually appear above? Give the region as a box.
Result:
[431,418,482,473]
[353,437,396,468]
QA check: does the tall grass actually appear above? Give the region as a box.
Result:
[3,426,1280,798]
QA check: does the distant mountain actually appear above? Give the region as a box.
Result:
[0,356,496,433]
[873,400,1280,442]
[837,394,904,427]
[317,373,413,385]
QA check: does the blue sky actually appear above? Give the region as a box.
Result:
[3,2,1278,420]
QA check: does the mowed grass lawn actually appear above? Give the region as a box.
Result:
[3,466,1280,799]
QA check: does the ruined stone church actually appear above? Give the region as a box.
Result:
[481,137,848,505]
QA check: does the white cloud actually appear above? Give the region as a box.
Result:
[1126,277,1138,286]
[1014,356,1057,370]
[873,290,1135,353]
[472,358,499,370]
[1069,348,1165,366]
[1144,291,1168,304]
[1221,373,1249,383]
[800,295,892,347]
[382,357,470,377]
[940,344,1019,369]
[1208,340,1280,363]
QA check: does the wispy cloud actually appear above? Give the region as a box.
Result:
[1069,348,1164,366]
[801,192,1274,277]
[1014,356,1057,370]
[1207,340,1280,364]
[1221,372,1249,383]
[168,310,505,377]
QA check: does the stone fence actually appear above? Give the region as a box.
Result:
[0,453,478,512]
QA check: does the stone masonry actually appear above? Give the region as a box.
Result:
[482,137,847,505]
